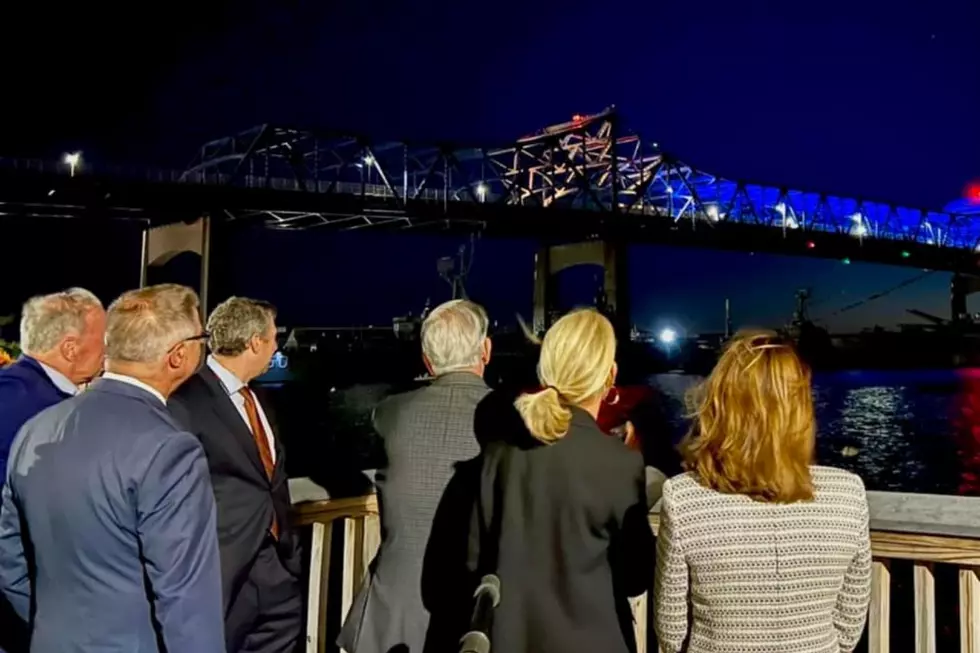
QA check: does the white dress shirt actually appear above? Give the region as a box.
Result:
[207,356,277,462]
[36,360,79,396]
[101,372,167,405]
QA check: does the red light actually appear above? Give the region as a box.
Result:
[806,241,816,249]
[966,180,980,204]
[572,114,583,122]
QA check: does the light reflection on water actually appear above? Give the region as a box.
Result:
[649,369,974,495]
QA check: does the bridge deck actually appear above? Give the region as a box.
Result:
[2,108,977,271]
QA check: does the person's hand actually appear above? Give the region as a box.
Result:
[623,420,640,451]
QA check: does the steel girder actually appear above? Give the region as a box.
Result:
[181,109,980,251]
[0,109,974,253]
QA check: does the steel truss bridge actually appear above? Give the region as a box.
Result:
[1,106,978,272]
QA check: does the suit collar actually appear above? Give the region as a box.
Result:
[90,377,170,410]
[197,365,273,481]
[431,371,488,389]
[33,358,79,396]
[206,355,245,396]
[101,372,166,405]
[17,356,76,398]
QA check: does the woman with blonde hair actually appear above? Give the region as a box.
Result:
[654,330,872,653]
[468,308,654,653]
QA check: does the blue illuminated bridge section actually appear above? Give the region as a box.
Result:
[3,107,979,260]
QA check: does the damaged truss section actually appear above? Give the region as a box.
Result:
[182,109,979,250]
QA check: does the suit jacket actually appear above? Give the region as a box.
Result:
[0,378,224,653]
[339,372,488,653]
[469,407,654,653]
[0,357,72,483]
[168,366,300,612]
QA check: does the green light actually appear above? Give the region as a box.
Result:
[901,251,911,258]
[842,258,851,265]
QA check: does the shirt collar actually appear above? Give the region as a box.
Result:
[207,355,245,396]
[101,372,167,405]
[34,358,80,396]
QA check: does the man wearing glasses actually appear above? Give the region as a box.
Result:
[0,283,224,653]
[169,296,301,653]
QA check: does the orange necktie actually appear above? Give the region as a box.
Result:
[239,386,279,539]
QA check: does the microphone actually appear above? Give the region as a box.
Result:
[458,574,501,653]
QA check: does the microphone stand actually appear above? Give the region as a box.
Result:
[458,574,501,653]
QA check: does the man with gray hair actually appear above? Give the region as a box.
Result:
[0,284,224,653]
[0,287,105,484]
[0,287,104,653]
[169,296,302,653]
[340,299,492,653]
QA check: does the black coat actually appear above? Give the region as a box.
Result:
[168,366,301,613]
[469,406,654,653]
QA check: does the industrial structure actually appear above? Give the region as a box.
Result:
[1,107,979,330]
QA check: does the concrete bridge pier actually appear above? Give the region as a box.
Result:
[533,239,630,339]
[951,273,980,323]
[140,216,212,317]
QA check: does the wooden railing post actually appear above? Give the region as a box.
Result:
[630,592,647,653]
[960,567,980,653]
[341,514,382,628]
[291,484,980,653]
[914,562,936,653]
[305,522,334,653]
[870,559,891,653]
[292,493,380,653]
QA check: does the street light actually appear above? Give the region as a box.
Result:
[659,328,677,344]
[64,152,81,177]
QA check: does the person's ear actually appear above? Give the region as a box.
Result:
[422,353,435,377]
[59,336,79,362]
[167,342,188,371]
[482,337,492,364]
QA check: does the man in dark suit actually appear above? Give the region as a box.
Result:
[169,296,301,653]
[0,287,105,484]
[0,283,224,653]
[339,299,492,653]
[0,287,105,653]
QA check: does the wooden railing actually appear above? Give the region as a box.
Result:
[291,491,380,653]
[290,480,980,653]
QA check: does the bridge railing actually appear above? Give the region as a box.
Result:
[4,153,975,251]
[290,481,980,653]
[0,156,187,184]
[0,155,674,215]
[0,156,466,202]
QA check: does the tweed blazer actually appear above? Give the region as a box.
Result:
[654,466,872,653]
[339,371,488,653]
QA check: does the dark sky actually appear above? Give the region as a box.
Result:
[2,0,979,333]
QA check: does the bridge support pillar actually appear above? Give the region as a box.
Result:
[532,240,630,339]
[951,274,980,323]
[141,216,212,317]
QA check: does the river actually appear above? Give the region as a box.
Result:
[274,368,980,497]
[652,368,980,495]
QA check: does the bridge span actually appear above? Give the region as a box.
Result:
[2,107,978,266]
[2,107,979,324]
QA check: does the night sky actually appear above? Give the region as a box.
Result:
[2,0,978,334]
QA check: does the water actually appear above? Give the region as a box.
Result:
[651,368,980,495]
[271,368,980,496]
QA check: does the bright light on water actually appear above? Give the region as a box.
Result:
[659,328,677,344]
